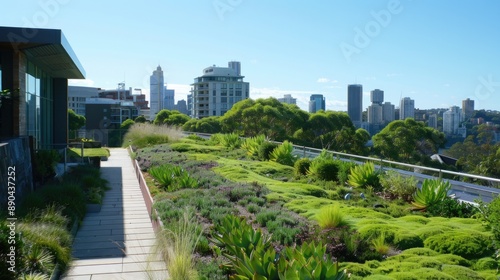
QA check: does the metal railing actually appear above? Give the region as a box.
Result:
[183,131,500,191]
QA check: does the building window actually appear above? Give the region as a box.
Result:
[221,97,227,103]
[221,83,227,89]
[235,90,241,96]
[213,90,216,96]
[221,90,227,96]
[213,97,216,103]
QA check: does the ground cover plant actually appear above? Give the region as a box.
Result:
[0,164,108,279]
[134,133,499,279]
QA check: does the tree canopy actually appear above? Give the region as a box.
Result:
[372,118,445,162]
[68,109,85,131]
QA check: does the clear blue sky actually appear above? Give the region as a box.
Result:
[3,0,500,112]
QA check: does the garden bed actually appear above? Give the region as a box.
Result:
[133,134,499,279]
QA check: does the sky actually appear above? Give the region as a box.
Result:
[3,0,500,112]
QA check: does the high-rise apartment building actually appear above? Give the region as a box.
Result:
[462,98,474,119]
[150,65,165,120]
[348,84,363,124]
[370,89,384,104]
[443,106,462,135]
[190,61,249,118]
[278,94,297,105]
[309,94,325,113]
[428,114,438,129]
[382,102,395,123]
[399,97,415,120]
[367,104,383,125]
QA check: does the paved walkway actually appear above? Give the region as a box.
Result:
[62,148,167,279]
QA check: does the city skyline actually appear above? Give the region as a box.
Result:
[3,1,500,112]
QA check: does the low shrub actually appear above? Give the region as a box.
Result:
[293,157,311,177]
[308,160,339,181]
[433,254,470,266]
[256,209,280,227]
[337,161,356,185]
[379,170,417,202]
[258,141,278,161]
[426,197,479,218]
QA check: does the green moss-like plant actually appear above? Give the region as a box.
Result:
[393,231,423,250]
[433,254,471,267]
[424,231,493,259]
[440,264,484,280]
[341,262,373,277]
[400,247,439,257]
[390,268,455,280]
[474,257,498,270]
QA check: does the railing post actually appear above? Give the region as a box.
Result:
[64,147,67,173]
[303,146,306,158]
[439,169,442,180]
[81,142,84,160]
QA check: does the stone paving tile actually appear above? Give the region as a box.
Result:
[61,148,167,279]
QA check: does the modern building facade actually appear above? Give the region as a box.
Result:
[428,114,438,129]
[347,84,363,125]
[0,26,85,206]
[150,65,165,120]
[370,89,384,104]
[399,97,415,120]
[309,94,325,113]
[443,106,462,135]
[0,26,85,149]
[190,61,249,118]
[68,86,100,116]
[278,94,297,105]
[382,102,395,123]
[462,98,474,119]
[163,89,175,111]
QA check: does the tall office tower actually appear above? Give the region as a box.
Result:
[163,89,175,110]
[462,98,474,119]
[348,84,363,124]
[367,104,383,124]
[191,61,249,118]
[150,65,165,120]
[278,94,297,105]
[228,61,241,76]
[370,89,384,104]
[309,94,326,113]
[428,114,438,129]
[399,97,415,120]
[382,102,395,123]
[443,106,462,135]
